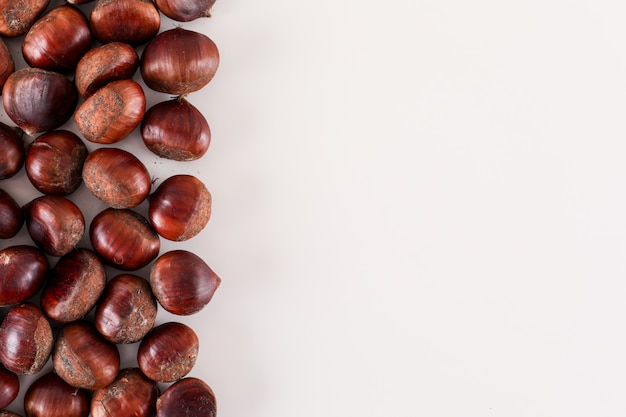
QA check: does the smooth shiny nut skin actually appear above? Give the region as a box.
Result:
[24,372,89,417]
[41,248,107,323]
[75,42,139,98]
[0,0,50,37]
[90,0,160,45]
[0,123,24,180]
[156,377,216,417]
[82,147,151,209]
[154,0,215,21]
[0,245,49,306]
[0,189,23,239]
[0,303,53,375]
[53,321,120,390]
[0,39,14,91]
[25,130,88,195]
[137,322,199,383]
[95,274,157,344]
[150,250,220,315]
[23,195,85,257]
[90,208,160,271]
[0,366,18,409]
[149,175,211,241]
[91,368,158,417]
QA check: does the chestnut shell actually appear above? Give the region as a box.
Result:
[24,372,89,417]
[0,188,23,239]
[90,0,160,45]
[0,366,18,409]
[0,122,24,180]
[75,42,139,98]
[91,368,158,417]
[156,377,216,417]
[0,245,49,306]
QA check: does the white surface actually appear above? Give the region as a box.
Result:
[4,0,626,416]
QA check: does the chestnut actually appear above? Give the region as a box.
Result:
[0,411,22,417]
[149,174,211,241]
[90,0,160,45]
[137,322,199,383]
[0,39,14,91]
[23,195,85,257]
[82,147,151,209]
[95,274,157,344]
[0,122,24,180]
[53,320,120,390]
[74,79,146,144]
[150,250,220,315]
[90,208,160,271]
[0,366,18,409]
[141,98,211,161]
[22,5,91,72]
[75,42,139,98]
[40,248,107,323]
[2,68,78,136]
[141,28,219,95]
[0,303,53,375]
[154,0,216,21]
[156,377,216,417]
[0,245,49,306]
[91,368,158,417]
[25,130,88,195]
[0,0,49,37]
[0,189,23,239]
[24,372,89,417]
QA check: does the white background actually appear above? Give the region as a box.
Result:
[4,0,626,416]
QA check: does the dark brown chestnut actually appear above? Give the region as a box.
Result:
[75,42,139,98]
[156,377,216,417]
[141,98,211,161]
[24,372,89,417]
[23,195,85,257]
[90,208,160,271]
[74,79,146,144]
[82,147,151,209]
[141,27,219,95]
[0,0,50,37]
[149,175,211,241]
[0,245,49,306]
[154,0,215,21]
[22,5,91,72]
[40,248,106,323]
[0,303,53,375]
[25,130,87,195]
[95,274,157,344]
[90,0,160,45]
[2,68,78,136]
[0,39,14,91]
[150,250,220,315]
[0,123,24,180]
[53,320,120,390]
[137,322,199,383]
[0,366,18,409]
[0,410,22,417]
[0,189,23,239]
[91,368,158,417]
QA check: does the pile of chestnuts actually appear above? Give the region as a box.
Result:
[0,0,222,415]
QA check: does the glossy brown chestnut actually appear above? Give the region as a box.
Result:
[53,320,120,390]
[82,147,151,209]
[0,366,18,409]
[91,368,158,417]
[150,250,220,315]
[0,189,23,239]
[95,274,157,344]
[0,410,22,417]
[154,0,215,21]
[74,79,146,144]
[0,123,24,180]
[149,175,211,241]
[0,39,14,90]
[41,248,106,323]
[24,372,89,417]
[156,377,216,417]
[25,130,88,195]
[22,5,91,72]
[0,245,49,306]
[2,68,78,136]
[0,303,53,375]
[90,0,160,45]
[141,28,220,95]
[23,195,85,257]
[0,0,49,37]
[75,42,139,98]
[90,208,160,271]
[137,322,199,382]
[141,98,211,161]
